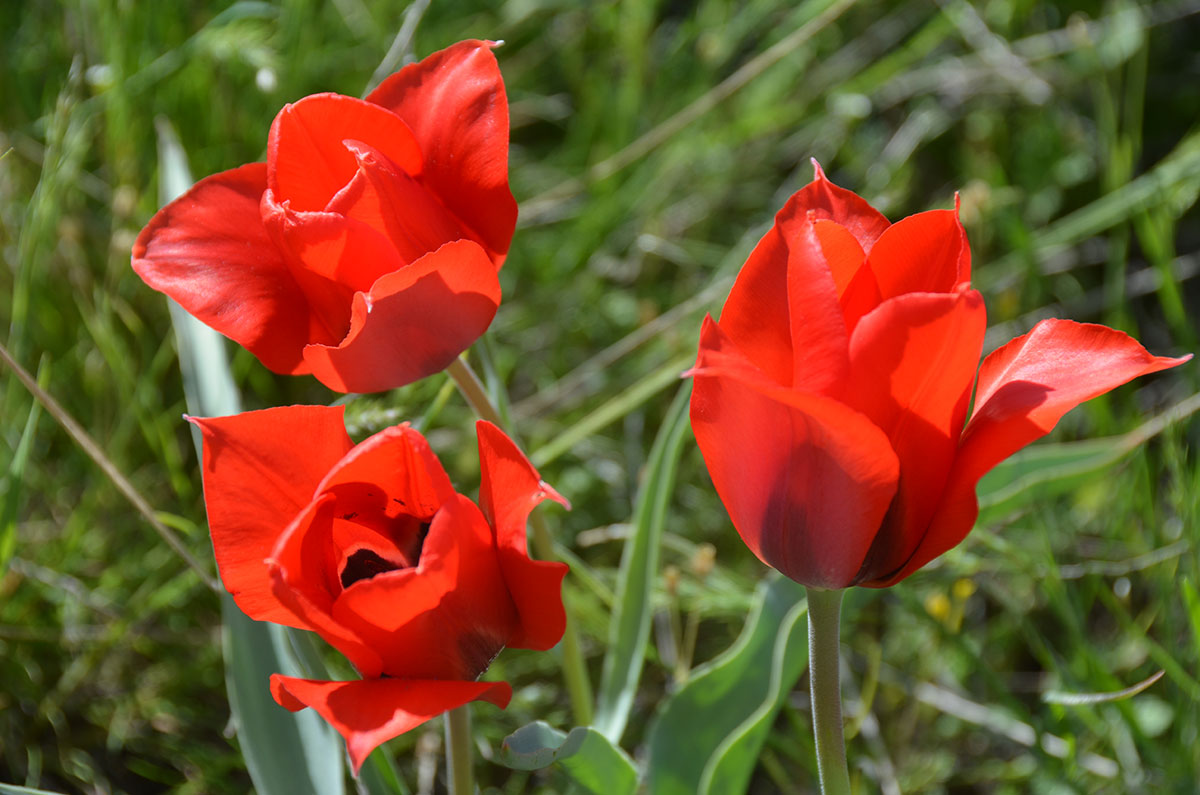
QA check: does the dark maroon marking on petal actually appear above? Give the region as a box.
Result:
[458,629,506,680]
[340,548,401,588]
[342,511,359,520]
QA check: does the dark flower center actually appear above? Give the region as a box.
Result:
[340,549,401,589]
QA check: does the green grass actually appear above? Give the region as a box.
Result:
[2,0,1198,792]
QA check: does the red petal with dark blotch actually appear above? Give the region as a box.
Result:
[188,406,353,626]
[367,40,517,264]
[302,239,500,393]
[270,674,511,774]
[476,421,569,650]
[842,290,986,583]
[864,209,970,301]
[880,320,1190,585]
[131,163,313,374]
[269,496,385,677]
[267,93,422,212]
[332,495,518,680]
[689,317,899,588]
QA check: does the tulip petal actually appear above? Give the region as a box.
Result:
[301,239,500,393]
[270,674,512,774]
[367,40,517,264]
[843,290,986,583]
[327,140,470,265]
[131,163,314,374]
[719,206,849,393]
[476,421,570,650]
[886,320,1190,585]
[269,496,386,677]
[865,208,970,301]
[315,424,456,518]
[189,406,353,625]
[332,495,518,680]
[799,161,891,251]
[690,317,899,589]
[267,93,422,212]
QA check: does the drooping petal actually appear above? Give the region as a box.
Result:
[718,206,849,393]
[326,140,471,265]
[131,163,313,374]
[884,320,1191,585]
[864,209,970,301]
[689,317,899,589]
[315,424,456,518]
[267,93,423,212]
[367,40,517,264]
[332,495,518,680]
[797,161,891,251]
[301,239,501,393]
[842,290,986,583]
[476,420,570,650]
[269,496,385,677]
[188,406,353,625]
[270,674,512,774]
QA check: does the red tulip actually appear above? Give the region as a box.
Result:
[189,406,567,771]
[689,163,1190,589]
[133,40,517,393]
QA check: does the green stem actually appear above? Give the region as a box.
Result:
[445,355,594,725]
[806,587,851,795]
[444,704,473,795]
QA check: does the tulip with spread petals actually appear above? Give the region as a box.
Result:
[190,406,567,771]
[134,40,517,393]
[689,163,1190,590]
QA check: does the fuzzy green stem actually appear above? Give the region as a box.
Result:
[806,587,851,795]
[445,355,594,725]
[444,705,473,795]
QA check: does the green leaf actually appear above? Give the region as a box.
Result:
[644,576,808,795]
[976,391,1200,522]
[499,722,637,795]
[593,383,692,743]
[0,784,68,795]
[157,118,345,795]
[0,359,45,574]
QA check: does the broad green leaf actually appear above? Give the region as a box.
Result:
[593,383,692,743]
[644,576,808,795]
[976,390,1200,523]
[0,784,67,795]
[157,119,345,795]
[499,722,637,795]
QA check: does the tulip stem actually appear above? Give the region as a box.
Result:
[806,587,851,795]
[444,705,473,795]
[445,355,595,726]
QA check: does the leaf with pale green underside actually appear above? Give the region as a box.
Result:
[499,721,637,795]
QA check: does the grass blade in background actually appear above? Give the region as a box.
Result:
[0,360,44,574]
[498,722,637,795]
[593,383,692,743]
[155,119,346,795]
[644,575,809,795]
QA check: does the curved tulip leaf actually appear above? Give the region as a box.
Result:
[644,575,808,795]
[976,390,1200,522]
[498,721,637,795]
[594,383,692,742]
[0,784,68,795]
[157,119,346,795]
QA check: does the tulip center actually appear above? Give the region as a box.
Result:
[329,500,431,592]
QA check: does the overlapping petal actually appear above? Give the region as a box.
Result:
[270,675,511,774]
[132,164,315,374]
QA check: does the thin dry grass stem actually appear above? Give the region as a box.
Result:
[0,340,220,592]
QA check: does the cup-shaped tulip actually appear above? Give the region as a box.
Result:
[189,406,567,771]
[133,40,517,393]
[689,163,1190,589]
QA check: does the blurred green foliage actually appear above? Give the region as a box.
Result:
[1,0,1197,792]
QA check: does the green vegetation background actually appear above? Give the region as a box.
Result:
[2,0,1198,792]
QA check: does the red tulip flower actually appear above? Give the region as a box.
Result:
[133,40,517,393]
[190,406,567,771]
[689,164,1190,590]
